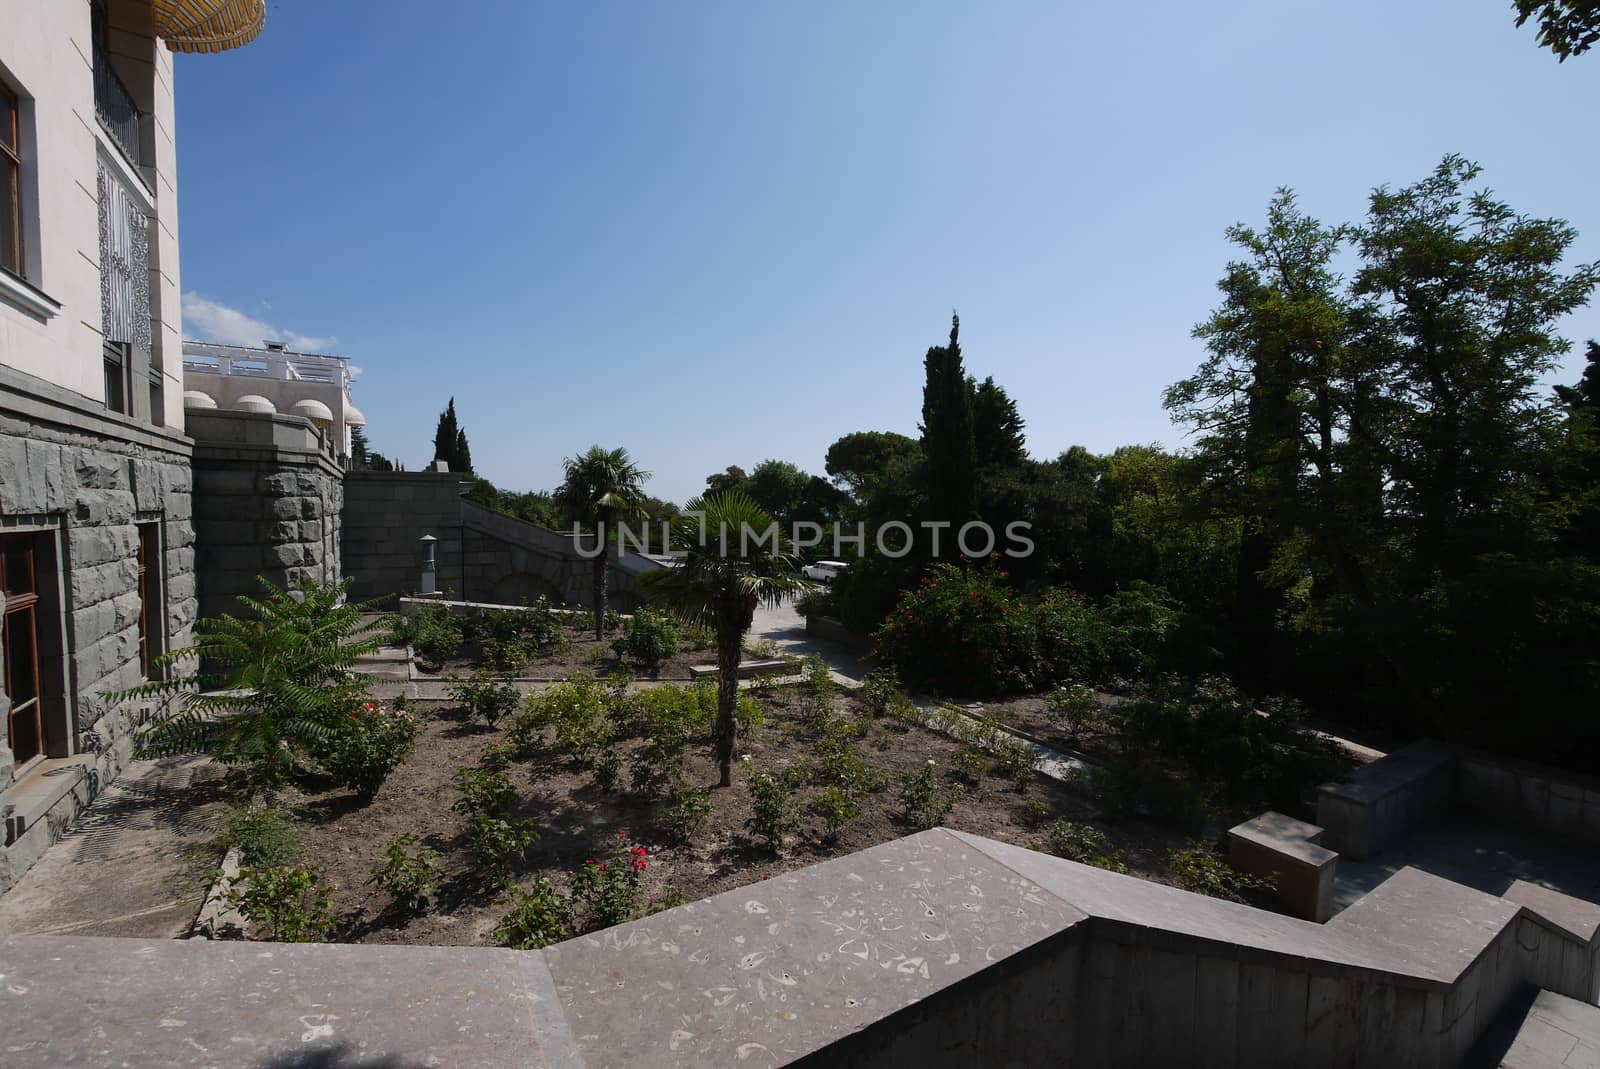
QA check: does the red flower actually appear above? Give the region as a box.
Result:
[617,831,627,840]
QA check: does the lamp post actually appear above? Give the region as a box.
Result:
[419,534,438,596]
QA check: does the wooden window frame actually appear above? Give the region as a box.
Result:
[2,534,45,771]
[1,81,22,279]
[136,522,163,680]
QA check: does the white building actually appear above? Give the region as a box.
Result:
[0,1,263,889]
[182,340,368,465]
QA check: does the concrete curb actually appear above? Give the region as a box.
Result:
[188,846,246,940]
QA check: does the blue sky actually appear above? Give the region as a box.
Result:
[174,0,1600,505]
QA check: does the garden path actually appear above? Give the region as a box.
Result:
[0,755,227,938]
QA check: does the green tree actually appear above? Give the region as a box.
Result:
[920,314,978,535]
[349,424,371,469]
[704,465,749,497]
[824,431,922,499]
[431,398,474,475]
[1514,0,1600,60]
[971,376,1027,469]
[643,492,802,786]
[558,446,651,638]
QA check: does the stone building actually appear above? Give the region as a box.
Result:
[0,0,264,889]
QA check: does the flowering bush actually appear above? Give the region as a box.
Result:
[570,833,650,930]
[811,785,860,841]
[899,760,960,830]
[324,701,419,797]
[1046,684,1104,744]
[625,684,714,797]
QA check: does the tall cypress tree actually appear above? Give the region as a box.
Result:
[920,314,978,535]
[431,397,475,474]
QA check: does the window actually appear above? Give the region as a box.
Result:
[136,523,162,679]
[104,341,128,413]
[2,534,44,767]
[148,367,164,428]
[1,82,21,279]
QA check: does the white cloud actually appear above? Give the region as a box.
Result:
[182,292,338,353]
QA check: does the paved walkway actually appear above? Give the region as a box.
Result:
[0,755,228,938]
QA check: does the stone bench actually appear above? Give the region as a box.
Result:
[1227,811,1338,921]
[1316,740,1458,860]
[687,658,793,681]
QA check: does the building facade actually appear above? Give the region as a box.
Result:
[182,340,367,465]
[0,0,262,889]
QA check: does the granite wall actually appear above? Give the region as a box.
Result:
[187,410,344,622]
[0,369,196,890]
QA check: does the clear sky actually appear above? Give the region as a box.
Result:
[173,0,1600,505]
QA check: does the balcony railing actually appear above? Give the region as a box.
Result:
[93,45,142,167]
[182,341,351,386]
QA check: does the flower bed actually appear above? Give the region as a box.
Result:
[281,680,1194,947]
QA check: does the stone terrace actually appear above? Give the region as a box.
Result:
[3,827,1598,1067]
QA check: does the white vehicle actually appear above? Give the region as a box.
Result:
[801,560,848,584]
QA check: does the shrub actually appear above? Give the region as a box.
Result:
[1166,844,1274,902]
[569,834,650,930]
[469,814,539,889]
[218,802,299,867]
[227,864,337,942]
[367,833,440,911]
[123,577,384,789]
[949,745,990,785]
[610,608,681,670]
[798,656,833,731]
[1046,684,1103,745]
[661,781,713,844]
[405,605,465,664]
[590,745,623,792]
[811,718,885,796]
[869,563,1047,697]
[544,677,613,762]
[899,760,960,830]
[682,625,716,651]
[859,666,904,718]
[449,670,520,727]
[324,700,419,797]
[480,737,515,772]
[811,785,860,841]
[643,886,688,916]
[626,685,713,797]
[494,877,574,950]
[1042,821,1128,873]
[993,739,1037,791]
[453,765,516,819]
[794,585,836,619]
[745,761,803,852]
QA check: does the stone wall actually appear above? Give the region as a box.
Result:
[188,410,344,622]
[343,472,650,610]
[0,368,196,890]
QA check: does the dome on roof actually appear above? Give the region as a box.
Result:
[343,403,366,426]
[235,395,276,414]
[289,399,335,422]
[182,390,217,410]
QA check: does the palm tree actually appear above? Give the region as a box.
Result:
[557,445,651,639]
[644,491,803,786]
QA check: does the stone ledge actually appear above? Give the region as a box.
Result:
[688,658,793,681]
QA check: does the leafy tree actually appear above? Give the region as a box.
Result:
[971,375,1028,468]
[704,465,749,497]
[1514,0,1600,60]
[825,431,921,499]
[119,578,384,788]
[920,314,978,534]
[558,445,652,638]
[1170,156,1600,749]
[431,397,474,475]
[642,492,802,786]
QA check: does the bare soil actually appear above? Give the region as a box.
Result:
[287,685,1191,947]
